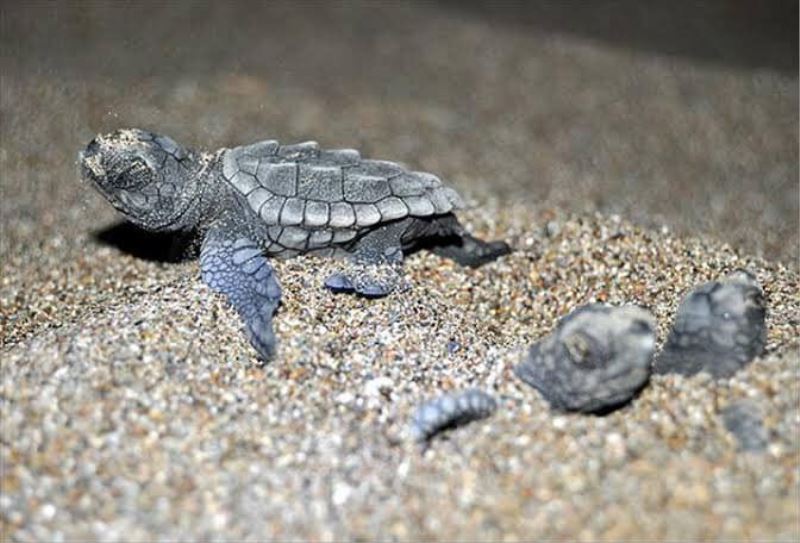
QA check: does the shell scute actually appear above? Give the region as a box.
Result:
[318,148,360,166]
[277,226,309,249]
[403,195,436,216]
[389,176,427,197]
[247,188,272,213]
[297,164,344,201]
[429,187,455,214]
[344,172,391,203]
[309,229,334,246]
[239,139,279,157]
[329,202,356,228]
[237,155,259,175]
[260,196,285,224]
[304,201,330,227]
[354,159,405,178]
[258,161,297,197]
[278,141,320,160]
[235,172,260,196]
[376,197,409,221]
[280,198,305,226]
[354,203,382,226]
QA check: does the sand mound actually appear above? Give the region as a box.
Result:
[3,205,798,540]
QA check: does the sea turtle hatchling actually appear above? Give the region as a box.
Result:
[80,129,510,360]
[514,304,657,414]
[653,270,766,378]
[410,389,498,442]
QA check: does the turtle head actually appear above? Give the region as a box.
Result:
[80,128,205,232]
[559,304,657,369]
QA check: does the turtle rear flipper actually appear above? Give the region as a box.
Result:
[430,234,511,268]
[200,223,282,361]
[403,214,511,268]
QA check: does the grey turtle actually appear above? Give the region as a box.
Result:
[720,400,768,453]
[653,270,766,379]
[80,129,510,360]
[409,389,497,442]
[514,304,657,414]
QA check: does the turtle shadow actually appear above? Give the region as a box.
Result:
[93,221,199,263]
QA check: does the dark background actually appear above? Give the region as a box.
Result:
[2,1,797,261]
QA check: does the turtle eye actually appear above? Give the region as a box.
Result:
[564,332,595,365]
[131,158,150,174]
[629,319,652,334]
[112,157,151,188]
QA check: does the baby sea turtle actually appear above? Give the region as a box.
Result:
[410,389,498,442]
[653,270,766,378]
[80,129,510,360]
[515,304,657,414]
[720,400,769,452]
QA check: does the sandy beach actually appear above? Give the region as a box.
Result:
[2,2,798,540]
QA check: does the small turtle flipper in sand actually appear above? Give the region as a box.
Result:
[323,214,510,297]
[653,270,766,378]
[80,129,510,359]
[199,221,282,359]
[515,304,657,414]
[410,389,498,442]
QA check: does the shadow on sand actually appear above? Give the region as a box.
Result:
[93,221,198,264]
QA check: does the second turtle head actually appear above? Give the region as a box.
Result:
[80,128,205,231]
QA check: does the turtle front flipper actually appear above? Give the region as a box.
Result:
[200,224,282,361]
[325,246,405,298]
[324,222,407,298]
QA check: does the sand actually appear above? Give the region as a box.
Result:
[1,2,798,541]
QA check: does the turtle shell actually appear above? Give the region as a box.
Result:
[221,139,464,229]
